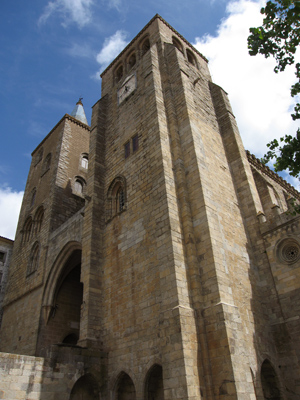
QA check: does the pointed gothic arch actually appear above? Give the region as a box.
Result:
[261,359,282,400]
[145,364,164,400]
[41,241,82,323]
[106,175,127,221]
[70,374,100,400]
[22,216,33,243]
[34,206,44,234]
[114,371,136,400]
[37,242,83,354]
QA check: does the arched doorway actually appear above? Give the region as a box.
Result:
[115,372,136,400]
[70,374,99,400]
[37,244,83,354]
[145,364,164,400]
[261,359,282,400]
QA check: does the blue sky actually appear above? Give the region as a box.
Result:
[1,0,299,239]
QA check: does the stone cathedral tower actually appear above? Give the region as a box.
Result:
[1,15,300,400]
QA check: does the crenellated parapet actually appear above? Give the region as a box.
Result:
[246,150,300,201]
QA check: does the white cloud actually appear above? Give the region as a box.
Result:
[95,30,128,78]
[193,0,300,161]
[0,186,23,240]
[38,0,94,28]
[107,0,122,11]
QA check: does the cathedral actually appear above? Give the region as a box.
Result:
[1,14,300,400]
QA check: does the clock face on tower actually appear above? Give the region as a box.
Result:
[117,74,137,105]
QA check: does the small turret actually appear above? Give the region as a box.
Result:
[70,98,88,125]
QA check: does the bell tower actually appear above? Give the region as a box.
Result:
[0,101,90,355]
[81,15,261,400]
[1,15,300,400]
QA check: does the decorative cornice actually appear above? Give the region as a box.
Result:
[32,114,90,156]
[65,114,90,130]
[246,150,300,200]
[100,14,207,77]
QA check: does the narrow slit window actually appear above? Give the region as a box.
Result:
[27,242,40,276]
[34,207,44,234]
[132,135,139,153]
[125,142,130,159]
[31,188,36,207]
[23,217,33,243]
[117,187,125,213]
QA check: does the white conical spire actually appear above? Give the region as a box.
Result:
[70,98,88,125]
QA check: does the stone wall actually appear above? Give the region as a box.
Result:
[0,346,105,400]
[1,14,300,400]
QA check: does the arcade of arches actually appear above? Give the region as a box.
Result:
[69,364,164,400]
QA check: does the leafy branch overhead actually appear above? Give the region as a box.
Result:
[248,0,300,178]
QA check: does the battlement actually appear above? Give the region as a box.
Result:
[246,150,300,200]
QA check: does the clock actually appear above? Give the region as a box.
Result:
[117,74,137,105]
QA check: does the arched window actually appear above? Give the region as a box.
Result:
[27,242,40,276]
[106,176,127,221]
[81,154,88,169]
[128,52,136,69]
[30,188,36,207]
[172,37,183,53]
[186,49,197,67]
[141,37,150,55]
[116,64,123,83]
[74,177,85,195]
[74,180,83,194]
[34,206,44,234]
[42,153,51,175]
[23,217,33,243]
[116,186,125,213]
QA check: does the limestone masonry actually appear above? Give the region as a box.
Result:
[1,15,300,400]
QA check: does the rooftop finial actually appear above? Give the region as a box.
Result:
[77,97,83,105]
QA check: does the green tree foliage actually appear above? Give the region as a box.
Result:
[248,0,300,178]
